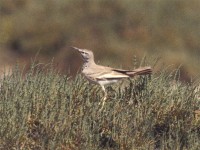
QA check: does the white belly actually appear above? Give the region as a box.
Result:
[98,79,119,86]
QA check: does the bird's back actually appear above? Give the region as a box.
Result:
[82,63,129,82]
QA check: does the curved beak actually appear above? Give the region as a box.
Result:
[70,46,85,59]
[71,46,86,54]
[70,46,80,51]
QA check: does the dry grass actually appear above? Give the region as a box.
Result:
[0,62,200,149]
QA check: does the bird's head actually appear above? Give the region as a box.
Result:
[71,47,94,62]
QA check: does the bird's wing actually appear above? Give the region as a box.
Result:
[87,65,151,80]
[96,71,129,79]
[113,66,152,76]
[88,66,129,80]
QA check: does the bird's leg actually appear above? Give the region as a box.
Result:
[99,85,107,110]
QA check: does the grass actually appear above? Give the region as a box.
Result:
[0,62,200,150]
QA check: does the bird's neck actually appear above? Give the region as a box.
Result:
[82,59,95,70]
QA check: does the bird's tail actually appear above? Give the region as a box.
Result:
[126,66,152,77]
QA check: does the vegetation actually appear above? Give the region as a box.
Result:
[0,62,200,149]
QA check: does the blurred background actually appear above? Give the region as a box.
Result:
[0,0,200,81]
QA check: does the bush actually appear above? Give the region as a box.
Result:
[0,62,200,149]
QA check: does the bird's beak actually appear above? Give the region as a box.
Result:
[71,47,86,56]
[71,46,85,59]
[71,46,81,52]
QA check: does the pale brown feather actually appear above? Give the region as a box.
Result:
[113,66,152,77]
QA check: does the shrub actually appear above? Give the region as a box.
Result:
[0,63,200,149]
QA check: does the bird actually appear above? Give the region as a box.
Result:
[71,47,152,109]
